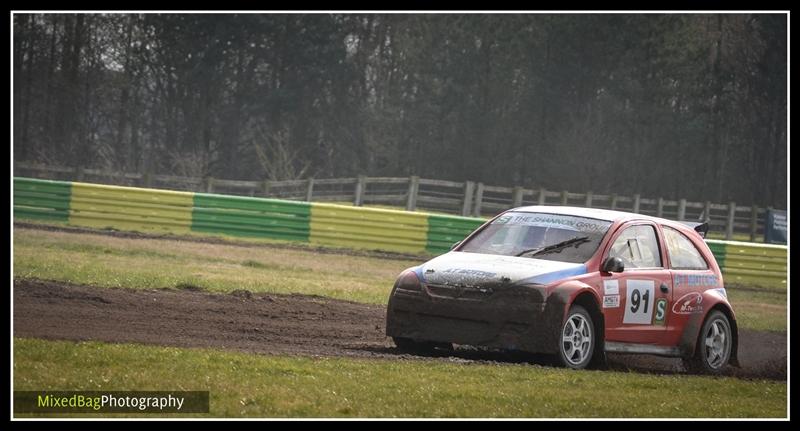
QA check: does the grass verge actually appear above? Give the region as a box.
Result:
[726,288,787,332]
[13,338,786,418]
[14,227,786,331]
[13,227,413,304]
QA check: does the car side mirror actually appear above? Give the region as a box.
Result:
[450,241,461,250]
[602,256,625,273]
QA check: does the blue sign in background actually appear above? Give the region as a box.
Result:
[764,209,787,244]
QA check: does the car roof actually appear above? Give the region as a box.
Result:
[511,205,681,226]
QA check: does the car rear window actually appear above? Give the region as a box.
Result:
[459,212,612,263]
[663,226,709,270]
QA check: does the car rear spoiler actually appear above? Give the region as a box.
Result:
[679,221,709,238]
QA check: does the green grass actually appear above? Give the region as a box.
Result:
[13,338,786,418]
[13,227,786,331]
[726,288,787,332]
[14,218,428,257]
[13,227,414,304]
[12,226,788,418]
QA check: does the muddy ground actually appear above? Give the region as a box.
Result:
[13,278,786,380]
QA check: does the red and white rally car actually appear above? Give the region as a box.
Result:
[386,206,738,373]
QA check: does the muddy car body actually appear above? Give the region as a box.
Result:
[386,206,738,372]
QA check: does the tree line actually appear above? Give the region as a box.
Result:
[12,13,787,207]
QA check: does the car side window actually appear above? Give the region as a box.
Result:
[609,225,662,269]
[663,226,709,270]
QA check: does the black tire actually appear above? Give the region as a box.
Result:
[392,337,452,355]
[683,310,733,374]
[557,305,595,370]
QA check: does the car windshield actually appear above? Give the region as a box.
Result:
[459,211,612,263]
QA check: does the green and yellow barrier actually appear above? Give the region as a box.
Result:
[310,203,428,254]
[13,177,787,289]
[192,193,311,242]
[13,177,71,222]
[69,182,194,234]
[706,240,787,289]
[426,214,486,254]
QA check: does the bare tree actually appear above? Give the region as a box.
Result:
[250,125,310,181]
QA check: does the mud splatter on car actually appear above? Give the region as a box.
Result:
[386,206,739,373]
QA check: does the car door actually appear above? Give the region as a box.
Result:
[662,225,718,347]
[600,222,673,344]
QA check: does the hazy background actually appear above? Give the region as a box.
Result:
[12,13,787,207]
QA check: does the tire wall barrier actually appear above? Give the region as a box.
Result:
[13,177,786,288]
[13,177,71,222]
[426,214,486,254]
[69,181,194,234]
[309,203,428,254]
[193,193,311,242]
[706,240,788,289]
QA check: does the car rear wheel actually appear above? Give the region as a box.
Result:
[558,305,595,369]
[392,337,452,355]
[683,310,732,374]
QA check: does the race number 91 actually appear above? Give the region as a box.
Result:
[623,280,656,324]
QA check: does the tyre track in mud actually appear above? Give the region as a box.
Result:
[13,278,786,380]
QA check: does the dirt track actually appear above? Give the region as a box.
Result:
[13,278,787,380]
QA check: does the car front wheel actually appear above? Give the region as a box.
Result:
[558,305,595,369]
[683,310,733,374]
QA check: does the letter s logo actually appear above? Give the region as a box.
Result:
[653,298,667,325]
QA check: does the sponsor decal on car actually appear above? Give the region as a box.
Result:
[653,299,667,325]
[440,268,497,278]
[491,213,609,233]
[603,295,620,308]
[603,279,619,295]
[674,274,719,288]
[672,292,704,314]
